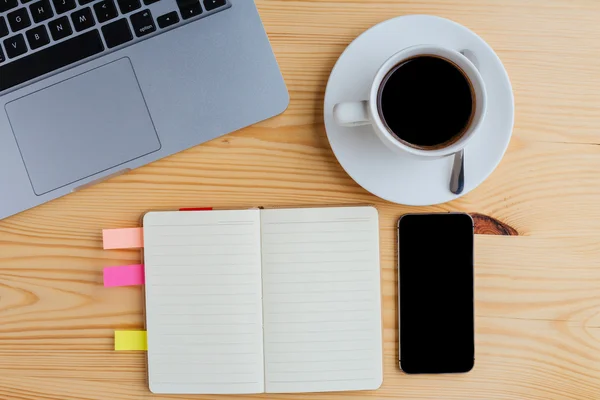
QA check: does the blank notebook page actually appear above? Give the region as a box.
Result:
[143,210,264,394]
[260,206,383,393]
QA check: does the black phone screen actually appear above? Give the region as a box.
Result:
[399,213,474,374]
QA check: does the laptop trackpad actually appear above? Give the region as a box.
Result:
[5,58,160,195]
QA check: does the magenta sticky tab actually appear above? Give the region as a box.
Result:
[104,264,145,287]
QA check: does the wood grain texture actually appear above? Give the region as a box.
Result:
[1,0,600,399]
[472,214,519,236]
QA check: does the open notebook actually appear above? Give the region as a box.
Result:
[142,206,383,394]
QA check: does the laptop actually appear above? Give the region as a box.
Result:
[0,0,289,220]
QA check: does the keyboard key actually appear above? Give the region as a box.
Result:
[117,0,140,14]
[130,9,154,37]
[203,0,225,11]
[26,24,49,49]
[78,0,93,4]
[21,0,34,3]
[7,7,31,32]
[71,7,94,32]
[0,47,5,63]
[156,11,178,28]
[101,18,132,48]
[143,0,158,4]
[48,16,72,40]
[0,0,18,13]
[177,0,201,20]
[29,0,53,23]
[0,16,8,38]
[52,0,76,14]
[3,33,27,58]
[94,0,118,23]
[0,30,104,92]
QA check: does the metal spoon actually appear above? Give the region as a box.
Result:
[449,149,464,195]
[448,50,477,195]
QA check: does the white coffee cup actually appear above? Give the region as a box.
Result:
[333,45,487,159]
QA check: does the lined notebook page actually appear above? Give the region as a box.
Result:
[143,210,265,394]
[260,206,383,393]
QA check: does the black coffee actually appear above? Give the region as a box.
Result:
[378,55,474,150]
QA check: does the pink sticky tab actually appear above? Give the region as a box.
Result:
[104,264,145,287]
[103,228,143,249]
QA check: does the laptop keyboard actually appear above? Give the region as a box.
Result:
[0,0,230,92]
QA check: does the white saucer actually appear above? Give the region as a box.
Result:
[324,15,514,206]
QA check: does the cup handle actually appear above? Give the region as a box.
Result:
[333,101,370,127]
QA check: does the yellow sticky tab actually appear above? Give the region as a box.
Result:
[114,330,147,351]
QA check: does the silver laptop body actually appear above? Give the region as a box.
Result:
[0,0,288,219]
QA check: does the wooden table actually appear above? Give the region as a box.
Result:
[1,0,600,399]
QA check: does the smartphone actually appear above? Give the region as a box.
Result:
[398,213,474,374]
